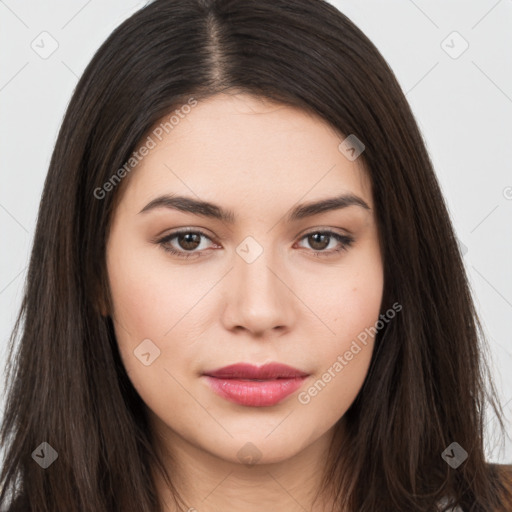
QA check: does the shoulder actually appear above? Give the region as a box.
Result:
[489,463,512,511]
[490,462,512,485]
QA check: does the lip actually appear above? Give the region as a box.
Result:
[202,363,309,407]
[204,362,309,380]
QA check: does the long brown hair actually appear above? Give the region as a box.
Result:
[1,0,510,510]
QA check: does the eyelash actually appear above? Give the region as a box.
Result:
[155,228,355,260]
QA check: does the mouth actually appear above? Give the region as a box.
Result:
[202,363,310,407]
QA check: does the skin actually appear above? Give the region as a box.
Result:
[106,92,384,512]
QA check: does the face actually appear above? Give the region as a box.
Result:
[106,92,384,466]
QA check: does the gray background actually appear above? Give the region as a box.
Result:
[1,0,511,464]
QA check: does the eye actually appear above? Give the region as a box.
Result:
[156,228,215,259]
[295,230,354,257]
[155,228,355,259]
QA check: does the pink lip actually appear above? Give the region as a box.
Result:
[202,363,309,407]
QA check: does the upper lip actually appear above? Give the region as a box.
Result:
[203,363,309,379]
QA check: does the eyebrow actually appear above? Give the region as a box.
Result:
[138,193,371,223]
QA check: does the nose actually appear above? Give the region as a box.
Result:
[221,243,295,337]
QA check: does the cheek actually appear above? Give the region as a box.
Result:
[320,242,384,342]
[106,253,192,411]
[106,238,191,340]
[299,247,383,418]
[106,237,213,397]
[298,284,381,424]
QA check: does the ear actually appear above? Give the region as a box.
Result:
[93,296,109,317]
[99,300,109,317]
[95,284,110,317]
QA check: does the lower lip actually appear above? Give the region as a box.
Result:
[203,376,308,407]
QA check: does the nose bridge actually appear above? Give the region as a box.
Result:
[235,234,281,300]
[227,233,292,330]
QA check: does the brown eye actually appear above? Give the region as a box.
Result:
[157,229,214,259]
[296,230,354,257]
[175,232,202,251]
[156,228,354,260]
[306,233,330,251]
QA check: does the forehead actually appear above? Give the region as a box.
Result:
[118,93,373,215]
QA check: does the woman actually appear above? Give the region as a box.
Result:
[1,0,511,510]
